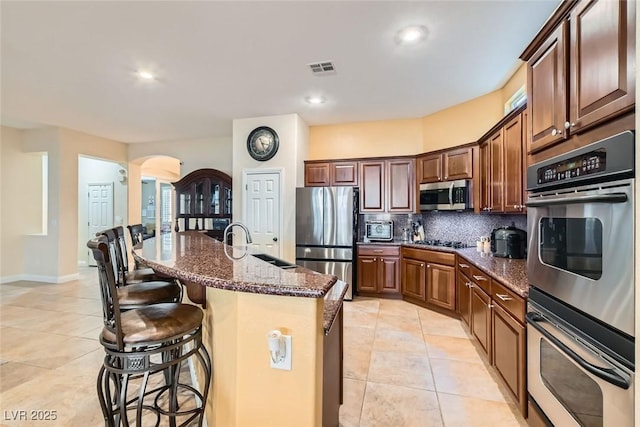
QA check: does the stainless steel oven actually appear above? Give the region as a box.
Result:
[525,131,635,426]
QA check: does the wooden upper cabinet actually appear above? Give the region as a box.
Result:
[488,129,504,212]
[359,161,385,212]
[527,21,569,153]
[304,161,358,187]
[444,147,473,181]
[304,162,331,186]
[524,0,635,154]
[387,159,415,212]
[479,142,490,212]
[331,161,358,186]
[417,153,443,183]
[569,0,636,133]
[503,115,525,213]
[418,148,472,184]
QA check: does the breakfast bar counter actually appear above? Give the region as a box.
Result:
[133,231,346,427]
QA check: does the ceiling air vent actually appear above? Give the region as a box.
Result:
[308,61,336,75]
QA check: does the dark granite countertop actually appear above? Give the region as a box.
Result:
[356,240,528,297]
[133,231,337,298]
[455,248,529,297]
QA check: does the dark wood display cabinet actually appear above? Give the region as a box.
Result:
[172,168,232,242]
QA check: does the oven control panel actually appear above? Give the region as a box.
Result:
[537,148,607,184]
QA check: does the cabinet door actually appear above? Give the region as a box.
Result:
[503,114,524,213]
[471,286,492,360]
[357,256,378,293]
[479,142,490,212]
[331,161,359,186]
[305,163,331,187]
[426,263,456,311]
[401,258,426,302]
[569,0,635,133]
[492,303,526,415]
[444,147,473,180]
[379,256,400,294]
[527,22,569,152]
[488,130,504,212]
[359,161,385,212]
[456,270,472,328]
[387,159,415,212]
[417,153,443,183]
[521,108,529,209]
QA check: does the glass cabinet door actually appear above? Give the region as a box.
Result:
[195,182,204,214]
[211,183,220,215]
[179,193,191,214]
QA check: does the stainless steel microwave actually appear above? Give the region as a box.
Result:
[365,220,393,241]
[419,179,472,211]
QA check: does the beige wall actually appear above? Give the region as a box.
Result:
[501,62,527,107]
[308,118,423,160]
[4,126,128,282]
[421,90,503,152]
[232,114,308,262]
[1,127,31,280]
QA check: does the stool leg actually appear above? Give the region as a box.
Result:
[97,365,115,427]
[195,344,212,427]
[136,371,151,426]
[119,373,130,427]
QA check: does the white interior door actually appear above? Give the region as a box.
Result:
[88,183,114,265]
[244,171,281,257]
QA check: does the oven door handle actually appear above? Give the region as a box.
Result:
[526,312,631,390]
[525,193,627,207]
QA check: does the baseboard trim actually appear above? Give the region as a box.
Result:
[0,273,80,284]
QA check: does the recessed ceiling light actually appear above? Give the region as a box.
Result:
[137,70,155,80]
[396,25,428,45]
[305,96,326,105]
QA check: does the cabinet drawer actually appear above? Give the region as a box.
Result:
[402,247,455,266]
[456,257,473,274]
[469,265,491,294]
[491,280,525,324]
[359,245,400,257]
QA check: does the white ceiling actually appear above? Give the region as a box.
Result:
[1,0,560,143]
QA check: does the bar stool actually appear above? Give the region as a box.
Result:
[97,231,181,309]
[88,237,211,427]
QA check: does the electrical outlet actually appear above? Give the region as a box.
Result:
[270,335,292,371]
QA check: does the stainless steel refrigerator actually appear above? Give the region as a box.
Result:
[296,187,358,300]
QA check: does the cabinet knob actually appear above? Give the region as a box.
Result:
[488,304,495,309]
[426,264,431,268]
[551,128,559,136]
[420,263,425,267]
[273,237,278,242]
[564,121,576,129]
[444,176,448,180]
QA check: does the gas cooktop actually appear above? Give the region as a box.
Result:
[411,240,470,249]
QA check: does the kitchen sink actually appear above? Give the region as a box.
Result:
[252,253,298,269]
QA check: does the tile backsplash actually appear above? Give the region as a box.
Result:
[360,212,527,245]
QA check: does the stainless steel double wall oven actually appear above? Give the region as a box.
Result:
[525,131,635,426]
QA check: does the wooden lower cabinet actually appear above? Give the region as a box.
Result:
[357,245,400,296]
[426,263,455,310]
[471,285,492,359]
[457,269,472,327]
[401,257,426,302]
[456,255,528,417]
[401,247,455,310]
[492,303,527,415]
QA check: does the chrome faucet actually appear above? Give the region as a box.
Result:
[224,222,253,244]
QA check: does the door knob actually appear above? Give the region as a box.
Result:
[273,237,278,242]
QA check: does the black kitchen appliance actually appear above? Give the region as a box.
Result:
[491,223,526,259]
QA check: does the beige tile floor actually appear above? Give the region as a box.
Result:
[0,270,526,426]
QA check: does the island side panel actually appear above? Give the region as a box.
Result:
[198,286,325,427]
[235,291,324,427]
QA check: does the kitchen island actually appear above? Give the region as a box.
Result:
[133,231,347,427]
